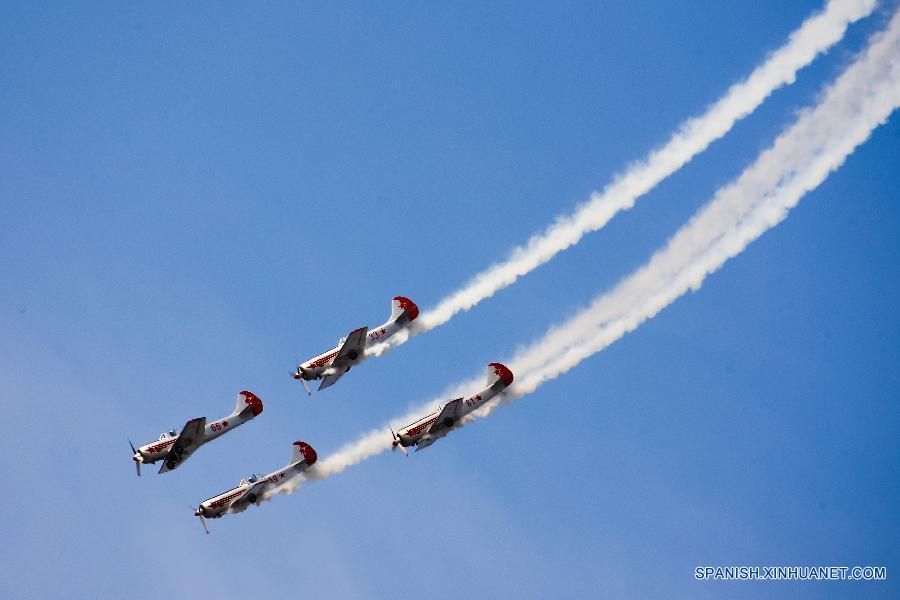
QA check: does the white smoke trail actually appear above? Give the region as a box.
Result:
[401,0,876,338]
[483,5,900,414]
[260,7,900,501]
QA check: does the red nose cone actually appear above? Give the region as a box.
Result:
[489,362,514,387]
[394,296,419,321]
[240,390,264,416]
[292,373,301,380]
[294,441,318,465]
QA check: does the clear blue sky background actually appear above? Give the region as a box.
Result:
[2,2,898,598]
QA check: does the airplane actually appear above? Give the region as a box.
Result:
[292,295,419,394]
[193,441,318,533]
[390,362,514,453]
[129,390,264,476]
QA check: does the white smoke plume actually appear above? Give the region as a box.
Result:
[260,7,900,502]
[403,0,876,337]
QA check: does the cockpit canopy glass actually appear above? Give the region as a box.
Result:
[158,429,178,440]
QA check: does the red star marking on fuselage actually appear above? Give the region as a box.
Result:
[380,328,386,334]
[222,421,228,427]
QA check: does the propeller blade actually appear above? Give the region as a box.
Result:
[194,507,209,534]
[130,439,142,477]
[389,427,408,457]
[293,358,313,396]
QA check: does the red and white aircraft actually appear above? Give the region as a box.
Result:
[193,441,318,533]
[292,295,419,393]
[129,390,264,476]
[390,362,514,453]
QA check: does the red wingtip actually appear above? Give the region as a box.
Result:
[294,441,317,466]
[489,362,514,387]
[240,390,264,416]
[394,296,419,321]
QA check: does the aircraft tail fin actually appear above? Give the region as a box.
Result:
[290,441,318,466]
[234,390,264,417]
[389,296,419,324]
[486,363,514,389]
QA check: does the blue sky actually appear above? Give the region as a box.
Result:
[1,2,898,598]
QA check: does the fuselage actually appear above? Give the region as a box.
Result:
[393,362,513,451]
[397,377,508,449]
[197,471,287,519]
[134,413,248,464]
[296,296,418,381]
[132,392,264,465]
[298,329,364,380]
[197,442,318,518]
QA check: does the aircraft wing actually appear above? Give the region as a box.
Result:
[158,417,206,474]
[318,327,368,391]
[228,480,270,513]
[413,401,462,452]
[333,327,368,366]
[317,371,345,392]
[414,436,441,452]
[427,398,462,434]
